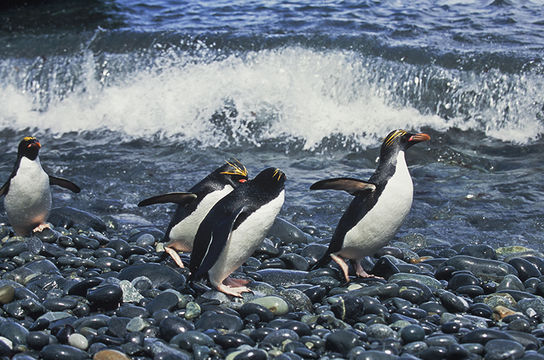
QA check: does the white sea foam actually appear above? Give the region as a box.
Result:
[0,46,541,148]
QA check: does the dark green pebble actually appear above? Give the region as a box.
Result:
[436,289,469,313]
[400,325,425,343]
[270,319,312,336]
[170,331,214,350]
[419,301,448,315]
[508,319,532,332]
[456,284,484,297]
[459,244,497,259]
[469,303,493,318]
[448,272,480,290]
[435,266,457,281]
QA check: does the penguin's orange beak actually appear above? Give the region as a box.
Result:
[239,179,247,183]
[28,141,41,149]
[408,133,430,143]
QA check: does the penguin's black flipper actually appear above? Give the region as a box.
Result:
[189,207,246,281]
[138,193,197,207]
[49,176,81,193]
[310,178,376,196]
[0,179,10,197]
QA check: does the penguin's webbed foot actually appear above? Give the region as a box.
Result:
[354,261,382,279]
[164,246,185,268]
[217,284,253,298]
[32,223,50,233]
[224,277,250,287]
[331,254,351,283]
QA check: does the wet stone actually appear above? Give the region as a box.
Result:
[118,263,185,288]
[508,258,541,281]
[93,349,131,360]
[325,329,360,355]
[146,291,179,314]
[86,285,122,310]
[254,269,308,287]
[159,317,195,341]
[445,255,518,282]
[484,339,524,360]
[249,296,289,315]
[40,344,89,360]
[366,324,397,340]
[214,333,255,349]
[400,324,425,343]
[170,331,215,350]
[437,289,470,313]
[239,303,275,322]
[195,311,243,332]
[460,329,515,345]
[0,285,15,304]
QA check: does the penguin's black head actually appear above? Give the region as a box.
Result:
[380,129,430,157]
[217,159,249,185]
[252,167,286,190]
[18,136,41,160]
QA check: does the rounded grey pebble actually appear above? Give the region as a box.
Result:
[484,339,524,360]
[40,344,89,360]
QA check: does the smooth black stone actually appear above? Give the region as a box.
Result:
[233,349,268,360]
[508,319,532,333]
[354,350,398,360]
[456,284,484,297]
[54,324,74,344]
[524,257,544,274]
[40,344,89,360]
[524,278,540,292]
[506,330,540,350]
[196,311,243,332]
[499,290,536,301]
[419,346,447,360]
[72,236,100,250]
[442,322,461,334]
[325,329,360,355]
[269,319,312,336]
[27,331,50,350]
[279,253,309,271]
[448,272,480,290]
[49,207,107,232]
[42,243,68,257]
[73,314,110,330]
[459,244,497,259]
[508,258,541,282]
[117,304,149,318]
[67,277,102,296]
[399,287,426,305]
[239,303,275,322]
[146,292,179,314]
[118,263,185,288]
[0,318,29,345]
[301,244,328,263]
[435,266,457,281]
[93,334,125,346]
[396,307,427,320]
[262,329,299,346]
[214,333,255,348]
[400,324,425,343]
[249,328,274,342]
[372,256,400,279]
[258,258,286,269]
[86,284,122,309]
[169,331,214,350]
[391,280,432,303]
[43,297,78,312]
[29,318,50,331]
[446,344,470,359]
[469,303,493,318]
[484,339,524,359]
[0,242,28,258]
[437,290,469,313]
[95,257,127,271]
[460,329,515,344]
[159,317,195,342]
[419,301,448,316]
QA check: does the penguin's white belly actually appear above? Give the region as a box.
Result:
[209,190,285,285]
[340,152,413,259]
[4,157,51,235]
[168,185,234,251]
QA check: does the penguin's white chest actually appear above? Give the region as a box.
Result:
[341,152,413,259]
[4,157,51,235]
[208,190,285,285]
[168,185,234,251]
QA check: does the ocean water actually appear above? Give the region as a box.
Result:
[0,0,542,250]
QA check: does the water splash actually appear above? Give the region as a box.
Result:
[0,43,542,150]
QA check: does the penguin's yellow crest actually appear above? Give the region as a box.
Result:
[220,160,248,177]
[384,130,407,147]
[23,136,36,142]
[273,168,283,181]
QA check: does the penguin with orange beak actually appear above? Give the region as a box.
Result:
[310,130,430,281]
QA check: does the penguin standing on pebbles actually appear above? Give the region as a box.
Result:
[138,160,248,268]
[310,130,430,281]
[0,137,81,236]
[189,167,285,297]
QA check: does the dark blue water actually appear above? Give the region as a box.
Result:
[0,0,543,250]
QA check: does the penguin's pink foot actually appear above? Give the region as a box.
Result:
[165,246,185,268]
[32,223,50,233]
